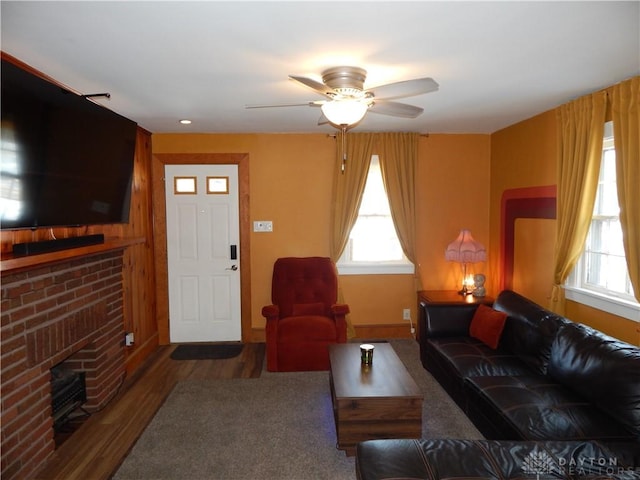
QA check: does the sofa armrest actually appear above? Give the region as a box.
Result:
[331,304,350,343]
[261,304,280,321]
[263,305,280,370]
[331,303,350,316]
[419,301,478,338]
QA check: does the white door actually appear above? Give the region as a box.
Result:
[165,164,241,343]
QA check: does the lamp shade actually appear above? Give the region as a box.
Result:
[321,99,368,126]
[445,229,487,263]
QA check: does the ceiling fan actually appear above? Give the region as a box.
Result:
[246,66,439,128]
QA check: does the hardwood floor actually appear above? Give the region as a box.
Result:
[34,342,265,480]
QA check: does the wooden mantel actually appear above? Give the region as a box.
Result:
[0,237,144,274]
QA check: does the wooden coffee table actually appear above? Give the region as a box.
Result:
[328,342,423,456]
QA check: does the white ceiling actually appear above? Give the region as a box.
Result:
[1,1,639,134]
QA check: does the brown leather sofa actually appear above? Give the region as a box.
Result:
[354,291,640,479]
[356,438,640,479]
[420,290,640,442]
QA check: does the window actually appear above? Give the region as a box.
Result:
[173,176,197,194]
[566,121,639,321]
[337,155,414,275]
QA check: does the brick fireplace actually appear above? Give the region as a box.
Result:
[1,249,127,480]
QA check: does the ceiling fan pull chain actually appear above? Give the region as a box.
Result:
[341,127,347,174]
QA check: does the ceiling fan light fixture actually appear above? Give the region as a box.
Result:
[247,65,438,128]
[321,99,369,126]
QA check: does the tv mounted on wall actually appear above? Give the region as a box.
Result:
[0,58,137,231]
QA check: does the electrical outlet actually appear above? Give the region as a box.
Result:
[403,308,411,321]
[125,332,134,347]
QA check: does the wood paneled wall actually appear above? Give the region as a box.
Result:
[0,128,157,374]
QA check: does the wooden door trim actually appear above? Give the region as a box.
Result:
[153,153,251,344]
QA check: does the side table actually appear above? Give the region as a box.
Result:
[417,290,494,306]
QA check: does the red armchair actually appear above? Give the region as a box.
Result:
[262,257,349,372]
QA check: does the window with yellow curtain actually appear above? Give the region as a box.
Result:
[566,121,640,321]
[337,154,414,275]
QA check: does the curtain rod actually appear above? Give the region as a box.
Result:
[327,133,429,138]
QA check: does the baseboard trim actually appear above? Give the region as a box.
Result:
[249,323,414,343]
[125,333,159,375]
[353,323,414,340]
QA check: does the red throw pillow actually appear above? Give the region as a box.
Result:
[469,304,507,349]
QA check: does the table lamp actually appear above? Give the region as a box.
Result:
[445,229,487,295]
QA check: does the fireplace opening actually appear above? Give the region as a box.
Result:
[50,365,88,435]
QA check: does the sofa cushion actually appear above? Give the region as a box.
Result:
[271,256,338,318]
[494,290,569,375]
[548,322,640,439]
[356,438,640,480]
[421,302,478,337]
[277,315,337,342]
[291,302,325,316]
[469,304,508,349]
[464,375,637,442]
[422,337,532,410]
[428,337,534,378]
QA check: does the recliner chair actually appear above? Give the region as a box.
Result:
[262,257,349,371]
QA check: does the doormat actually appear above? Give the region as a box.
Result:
[170,344,244,361]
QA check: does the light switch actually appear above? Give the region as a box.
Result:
[253,221,273,232]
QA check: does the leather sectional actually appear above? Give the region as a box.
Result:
[355,290,640,479]
[357,438,640,479]
[421,290,639,442]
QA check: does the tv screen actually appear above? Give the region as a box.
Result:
[0,59,137,230]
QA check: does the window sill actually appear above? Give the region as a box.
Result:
[337,262,415,276]
[564,286,640,322]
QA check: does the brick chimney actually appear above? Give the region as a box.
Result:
[1,250,126,479]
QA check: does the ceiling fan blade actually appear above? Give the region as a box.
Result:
[245,101,324,109]
[369,77,438,101]
[289,75,334,96]
[369,100,424,118]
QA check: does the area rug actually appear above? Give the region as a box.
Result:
[114,339,481,480]
[170,343,244,361]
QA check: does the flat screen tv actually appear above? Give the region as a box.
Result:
[0,58,137,230]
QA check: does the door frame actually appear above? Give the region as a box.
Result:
[152,153,251,344]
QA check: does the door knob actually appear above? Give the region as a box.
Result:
[226,265,238,271]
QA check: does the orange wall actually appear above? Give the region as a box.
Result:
[512,218,556,306]
[153,114,637,346]
[416,134,491,291]
[489,110,557,296]
[152,132,491,337]
[565,301,639,345]
[490,110,639,345]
